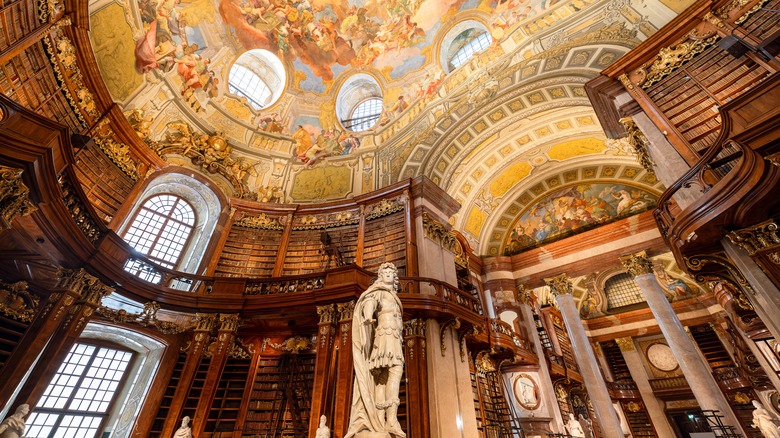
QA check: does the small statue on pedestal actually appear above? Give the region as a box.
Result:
[345,262,406,438]
[173,416,193,438]
[0,404,29,438]
[315,415,331,438]
[578,414,594,438]
[752,400,780,438]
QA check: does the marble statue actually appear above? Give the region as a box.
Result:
[315,415,331,438]
[0,404,29,438]
[752,400,780,438]
[565,413,586,438]
[345,262,406,438]
[173,416,193,438]
[578,414,594,438]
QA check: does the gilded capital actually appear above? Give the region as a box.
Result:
[337,300,355,321]
[317,303,337,324]
[545,274,572,297]
[0,280,38,322]
[403,317,427,338]
[614,337,635,352]
[56,268,113,304]
[218,313,241,332]
[0,165,38,229]
[620,251,654,277]
[194,313,217,332]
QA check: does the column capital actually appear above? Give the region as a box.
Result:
[56,268,114,304]
[614,337,635,352]
[337,300,356,321]
[317,303,338,324]
[620,251,654,277]
[217,313,240,332]
[544,274,572,297]
[193,313,217,332]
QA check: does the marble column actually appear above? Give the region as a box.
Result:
[613,337,676,437]
[721,237,780,341]
[545,274,625,438]
[620,252,744,436]
[518,288,565,434]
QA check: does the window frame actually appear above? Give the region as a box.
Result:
[25,340,137,438]
[121,193,197,271]
[449,30,491,70]
[228,63,273,110]
[344,97,383,132]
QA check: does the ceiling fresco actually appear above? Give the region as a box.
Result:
[86,0,687,253]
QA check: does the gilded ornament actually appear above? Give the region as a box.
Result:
[92,136,140,181]
[620,251,654,277]
[264,336,314,354]
[422,213,459,254]
[58,174,104,241]
[619,117,655,174]
[640,35,719,88]
[726,220,780,260]
[337,300,355,321]
[545,274,572,297]
[218,313,241,332]
[439,317,461,356]
[0,281,38,323]
[235,213,283,230]
[317,304,337,324]
[0,166,37,229]
[365,197,405,220]
[614,337,635,352]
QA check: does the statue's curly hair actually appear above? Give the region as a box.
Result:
[377,262,400,292]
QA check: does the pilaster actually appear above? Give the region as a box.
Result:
[309,303,339,437]
[193,313,240,437]
[333,301,356,436]
[403,317,430,438]
[160,313,217,437]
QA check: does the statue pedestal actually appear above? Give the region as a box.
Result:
[354,432,391,438]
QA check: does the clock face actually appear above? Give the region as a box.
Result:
[646,343,679,372]
[513,374,540,410]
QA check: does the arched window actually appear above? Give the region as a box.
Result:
[122,194,195,274]
[25,342,134,438]
[449,30,491,70]
[605,273,645,309]
[348,98,383,132]
[228,49,286,110]
[336,73,383,132]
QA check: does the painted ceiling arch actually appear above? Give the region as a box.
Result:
[83,0,689,240]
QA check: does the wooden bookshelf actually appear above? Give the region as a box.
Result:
[645,46,770,156]
[148,352,187,437]
[215,226,283,278]
[470,360,511,437]
[242,354,315,438]
[0,39,85,134]
[203,356,252,437]
[183,357,211,427]
[0,315,29,373]
[282,229,325,276]
[621,403,656,437]
[73,140,135,223]
[362,210,406,275]
[0,0,42,52]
